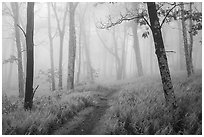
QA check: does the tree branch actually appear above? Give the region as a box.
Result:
[17,24,26,38]
[160,2,177,28]
[142,16,151,29]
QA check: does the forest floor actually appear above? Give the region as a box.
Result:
[53,88,118,135]
[2,70,202,135]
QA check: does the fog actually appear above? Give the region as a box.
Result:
[2,2,202,96]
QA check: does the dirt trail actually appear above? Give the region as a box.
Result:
[69,89,117,135]
[53,88,118,135]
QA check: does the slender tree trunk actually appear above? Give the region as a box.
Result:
[58,35,64,89]
[189,2,194,74]
[47,3,55,91]
[24,2,34,110]
[83,24,94,82]
[131,23,144,77]
[19,16,27,82]
[76,23,82,84]
[112,30,122,80]
[52,3,68,90]
[121,25,127,79]
[147,2,177,108]
[180,2,193,77]
[177,20,185,70]
[11,2,24,99]
[7,45,14,89]
[67,2,78,90]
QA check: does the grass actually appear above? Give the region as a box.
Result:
[2,85,105,135]
[95,71,202,135]
[2,71,202,135]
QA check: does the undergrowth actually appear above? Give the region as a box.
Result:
[2,85,104,135]
[97,72,202,135]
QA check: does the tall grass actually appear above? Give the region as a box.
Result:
[2,87,102,135]
[96,72,202,135]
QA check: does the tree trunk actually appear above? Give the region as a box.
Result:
[131,23,144,77]
[11,2,24,99]
[47,3,55,91]
[147,2,177,108]
[67,2,78,90]
[76,22,82,84]
[121,25,127,79]
[24,2,34,110]
[82,22,94,82]
[52,3,68,90]
[180,2,193,77]
[189,2,194,74]
[177,20,185,70]
[19,15,27,82]
[112,30,122,80]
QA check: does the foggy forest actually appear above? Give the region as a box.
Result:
[2,2,202,135]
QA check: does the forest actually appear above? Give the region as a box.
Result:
[2,2,202,135]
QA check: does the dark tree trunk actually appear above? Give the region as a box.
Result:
[180,2,193,77]
[131,23,144,77]
[11,2,24,99]
[47,3,55,91]
[147,2,177,108]
[24,2,34,110]
[67,2,78,90]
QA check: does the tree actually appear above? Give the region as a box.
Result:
[47,3,56,91]
[67,2,78,90]
[24,2,34,110]
[180,2,194,77]
[188,2,194,74]
[10,2,24,99]
[131,2,144,77]
[147,2,177,108]
[52,3,69,90]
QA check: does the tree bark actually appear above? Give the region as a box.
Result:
[24,2,34,110]
[47,3,55,91]
[67,2,78,90]
[180,2,193,77]
[147,2,177,108]
[11,2,24,99]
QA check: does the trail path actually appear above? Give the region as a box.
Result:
[53,88,118,135]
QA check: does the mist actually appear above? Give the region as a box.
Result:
[2,2,202,135]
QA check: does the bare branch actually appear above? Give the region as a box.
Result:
[52,3,62,34]
[17,24,26,38]
[142,16,151,29]
[97,14,140,29]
